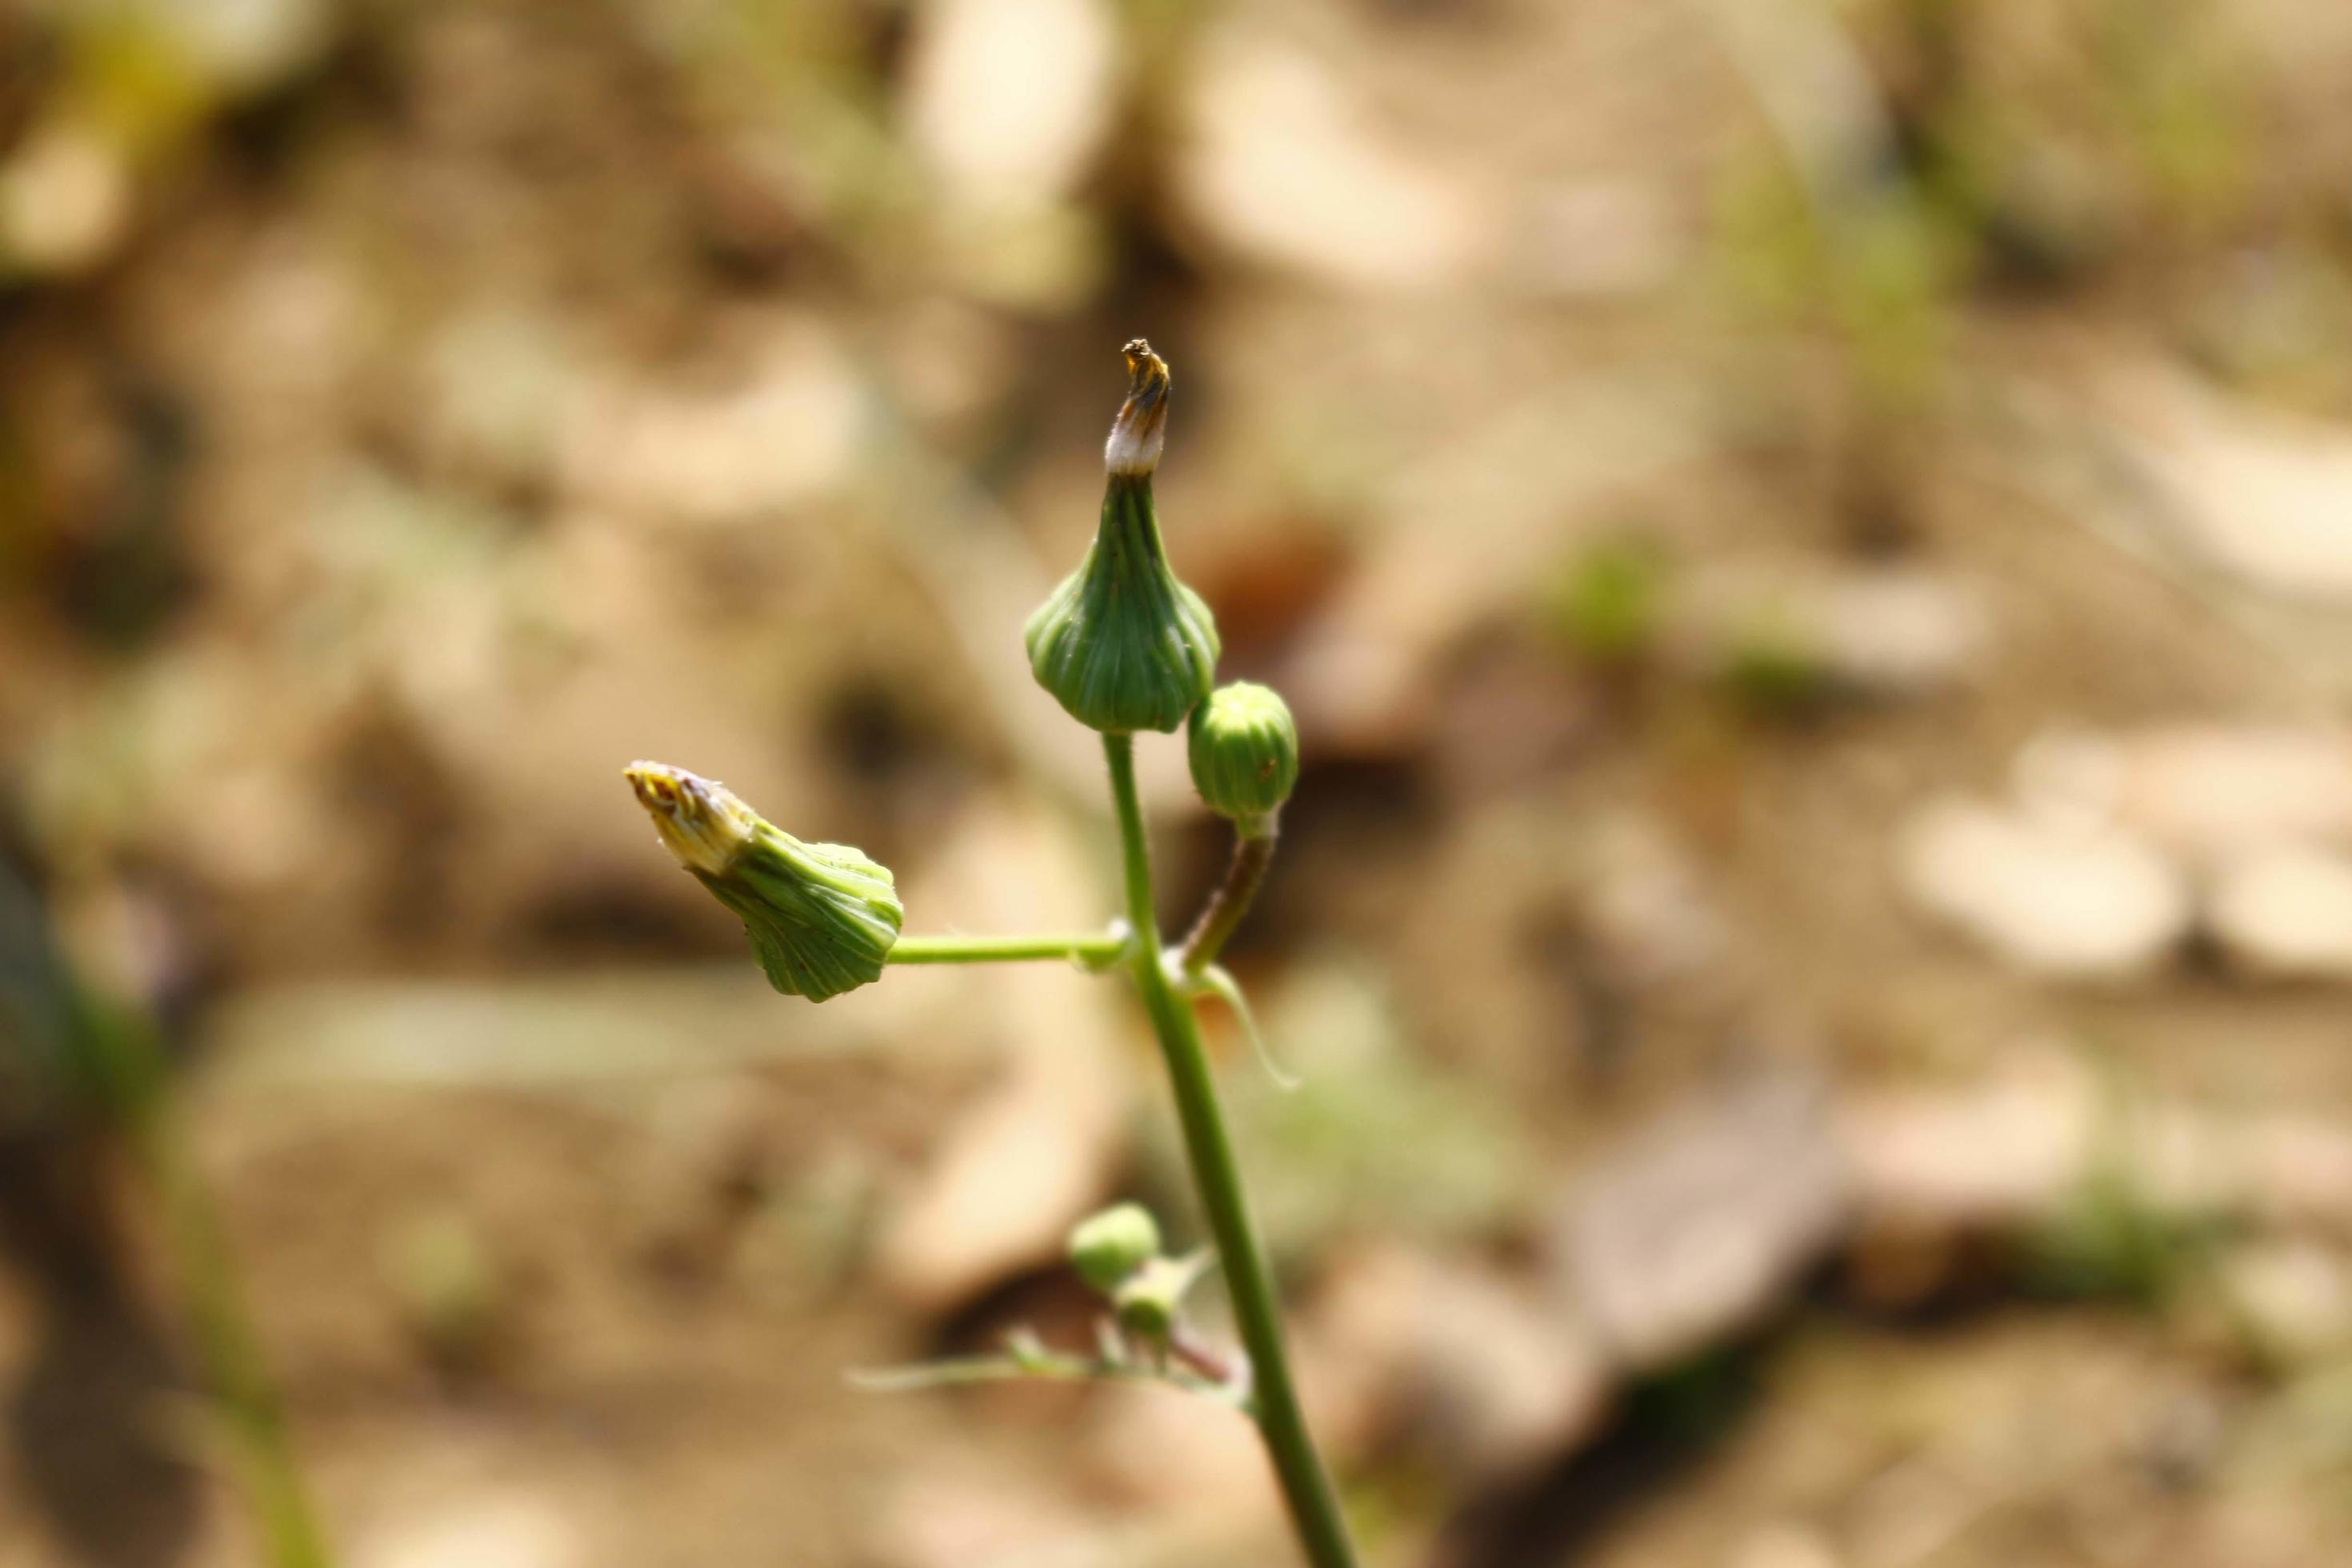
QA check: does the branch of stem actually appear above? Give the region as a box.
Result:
[886,930,1128,967]
[850,1331,1242,1406]
[1179,827,1278,976]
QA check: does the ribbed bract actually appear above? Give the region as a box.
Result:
[626,762,902,1002]
[696,830,902,1002]
[1025,474,1220,734]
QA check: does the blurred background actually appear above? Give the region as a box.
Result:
[5,0,2352,1563]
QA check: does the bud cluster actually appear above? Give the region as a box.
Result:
[1026,341,1301,830]
[615,341,1346,1561]
[1065,1201,1206,1346]
[623,340,1298,1000]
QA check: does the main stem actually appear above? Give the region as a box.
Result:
[1100,734,1356,1568]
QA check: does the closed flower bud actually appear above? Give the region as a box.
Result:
[626,762,902,1002]
[1187,682,1298,833]
[1067,1202,1162,1293]
[1024,340,1220,734]
[1113,1254,1207,1343]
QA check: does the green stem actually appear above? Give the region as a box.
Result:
[886,931,1127,966]
[1179,827,1278,978]
[91,1010,332,1568]
[1101,734,1356,1568]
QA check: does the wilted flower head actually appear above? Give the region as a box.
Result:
[1025,338,1220,734]
[626,762,902,1002]
[1104,338,1170,478]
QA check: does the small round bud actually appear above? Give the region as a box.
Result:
[1067,1202,1162,1293]
[626,762,902,1002]
[1025,341,1220,734]
[1112,1254,1202,1343]
[1186,682,1298,831]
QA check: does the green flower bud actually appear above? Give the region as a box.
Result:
[1067,1202,1162,1293]
[1023,340,1221,734]
[626,762,902,1002]
[1186,681,1298,833]
[1113,1254,1206,1343]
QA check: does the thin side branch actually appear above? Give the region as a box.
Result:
[886,930,1129,968]
[850,1338,1244,1406]
[1179,827,1278,977]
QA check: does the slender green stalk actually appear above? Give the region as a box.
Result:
[90,1012,332,1568]
[886,931,1127,966]
[1179,828,1278,978]
[1101,734,1356,1568]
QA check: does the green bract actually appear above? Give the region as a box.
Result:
[1024,341,1220,734]
[626,762,902,1002]
[1187,681,1298,831]
[1067,1202,1162,1292]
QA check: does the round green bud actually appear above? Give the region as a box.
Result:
[1066,1202,1162,1293]
[1024,341,1221,734]
[626,762,902,1002]
[1111,1254,1202,1343]
[1186,682,1298,829]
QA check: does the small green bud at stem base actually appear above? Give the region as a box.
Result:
[1068,1202,1163,1293]
[1112,1253,1210,1344]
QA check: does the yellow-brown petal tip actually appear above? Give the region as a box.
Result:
[1122,338,1166,391]
[624,761,756,876]
[1106,338,1170,477]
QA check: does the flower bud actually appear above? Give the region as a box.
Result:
[1186,682,1298,833]
[626,762,902,1002]
[1113,1254,1205,1343]
[1067,1202,1162,1293]
[1024,340,1220,734]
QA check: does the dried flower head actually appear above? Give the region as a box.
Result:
[1104,338,1170,478]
